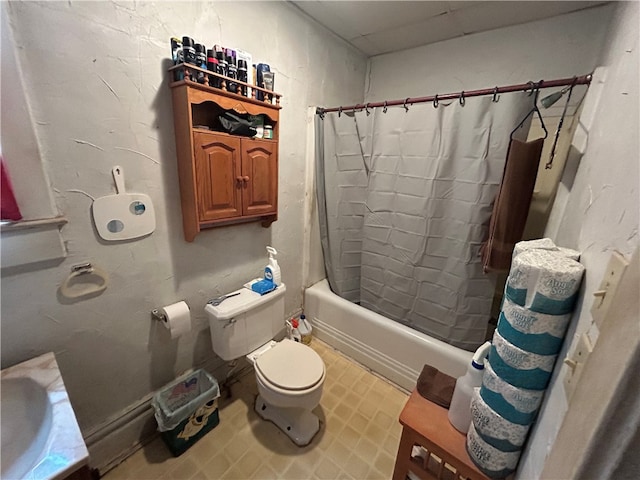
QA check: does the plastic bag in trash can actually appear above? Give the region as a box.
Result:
[152,369,220,432]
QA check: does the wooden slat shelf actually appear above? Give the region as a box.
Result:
[393,389,492,480]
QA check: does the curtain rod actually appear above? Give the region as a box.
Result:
[317,74,591,116]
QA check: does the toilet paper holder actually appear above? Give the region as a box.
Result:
[151,308,168,323]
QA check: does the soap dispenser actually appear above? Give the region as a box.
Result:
[448,341,491,433]
[265,246,281,286]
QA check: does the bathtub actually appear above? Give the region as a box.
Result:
[304,279,472,391]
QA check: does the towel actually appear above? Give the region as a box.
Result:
[416,365,456,408]
[1,158,22,221]
[481,138,544,273]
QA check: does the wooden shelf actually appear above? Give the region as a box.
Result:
[392,389,492,480]
[169,76,280,242]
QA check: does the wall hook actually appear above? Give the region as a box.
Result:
[433,95,439,108]
[365,103,371,116]
[383,101,388,113]
[338,106,342,117]
[492,87,500,102]
[403,98,410,112]
[459,91,465,106]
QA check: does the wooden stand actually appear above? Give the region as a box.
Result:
[392,389,491,480]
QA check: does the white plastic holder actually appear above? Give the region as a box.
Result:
[60,263,109,299]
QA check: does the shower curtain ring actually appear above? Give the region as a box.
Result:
[403,98,410,112]
[526,81,535,96]
[383,101,388,113]
[365,103,371,116]
[492,87,500,102]
[433,95,439,108]
[459,91,465,106]
[338,106,342,117]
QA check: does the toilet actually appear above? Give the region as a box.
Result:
[205,283,325,446]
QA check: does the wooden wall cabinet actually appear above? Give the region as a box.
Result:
[169,66,281,242]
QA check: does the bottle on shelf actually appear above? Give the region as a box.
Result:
[447,341,491,433]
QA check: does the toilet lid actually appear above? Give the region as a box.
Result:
[255,339,324,391]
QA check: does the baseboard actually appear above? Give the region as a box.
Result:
[312,317,419,391]
[85,356,228,476]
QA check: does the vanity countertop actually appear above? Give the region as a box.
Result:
[1,352,89,480]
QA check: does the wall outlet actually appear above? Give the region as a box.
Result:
[591,251,629,327]
[563,333,594,402]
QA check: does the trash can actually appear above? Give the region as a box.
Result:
[151,369,220,456]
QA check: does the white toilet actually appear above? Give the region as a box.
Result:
[205,284,325,446]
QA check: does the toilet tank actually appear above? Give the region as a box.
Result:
[205,284,286,361]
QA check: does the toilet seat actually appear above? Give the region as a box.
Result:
[255,339,324,391]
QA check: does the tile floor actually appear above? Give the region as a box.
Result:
[105,339,409,479]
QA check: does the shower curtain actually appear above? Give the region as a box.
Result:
[315,93,534,351]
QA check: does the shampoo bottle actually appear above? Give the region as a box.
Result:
[448,341,491,433]
[265,246,281,286]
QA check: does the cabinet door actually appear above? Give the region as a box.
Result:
[193,132,242,221]
[241,139,278,217]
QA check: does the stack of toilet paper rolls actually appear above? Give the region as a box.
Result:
[467,239,585,478]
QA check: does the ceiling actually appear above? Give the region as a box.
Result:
[290,1,608,56]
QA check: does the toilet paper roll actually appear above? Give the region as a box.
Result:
[480,361,544,425]
[512,238,557,260]
[466,422,521,479]
[471,388,531,451]
[161,301,191,339]
[505,250,585,315]
[512,238,581,262]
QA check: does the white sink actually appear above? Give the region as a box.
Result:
[1,352,89,480]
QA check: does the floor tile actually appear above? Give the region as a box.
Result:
[103,339,409,480]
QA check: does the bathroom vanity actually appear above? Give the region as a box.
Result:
[168,63,282,242]
[1,352,90,480]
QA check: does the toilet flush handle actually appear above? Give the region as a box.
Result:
[223,318,237,328]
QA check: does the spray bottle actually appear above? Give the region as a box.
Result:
[448,341,491,433]
[265,246,281,286]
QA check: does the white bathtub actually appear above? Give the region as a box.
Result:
[304,279,472,391]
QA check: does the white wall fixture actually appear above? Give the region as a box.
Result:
[60,263,109,299]
[92,166,156,241]
[590,251,629,327]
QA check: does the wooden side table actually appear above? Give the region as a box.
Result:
[392,389,491,480]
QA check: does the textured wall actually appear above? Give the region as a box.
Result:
[519,2,639,478]
[1,0,366,434]
[365,5,612,102]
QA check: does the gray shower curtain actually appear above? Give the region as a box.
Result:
[315,94,533,351]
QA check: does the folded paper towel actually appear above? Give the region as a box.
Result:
[505,249,585,315]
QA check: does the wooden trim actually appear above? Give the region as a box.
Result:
[171,86,200,242]
[168,63,282,101]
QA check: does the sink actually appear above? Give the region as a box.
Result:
[1,378,54,479]
[1,352,88,480]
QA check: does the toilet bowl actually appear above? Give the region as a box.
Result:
[204,283,326,446]
[248,339,325,446]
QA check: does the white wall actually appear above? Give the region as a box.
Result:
[519,2,639,478]
[364,4,638,479]
[365,5,613,102]
[1,0,365,451]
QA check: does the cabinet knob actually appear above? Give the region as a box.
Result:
[236,176,243,186]
[242,176,250,183]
